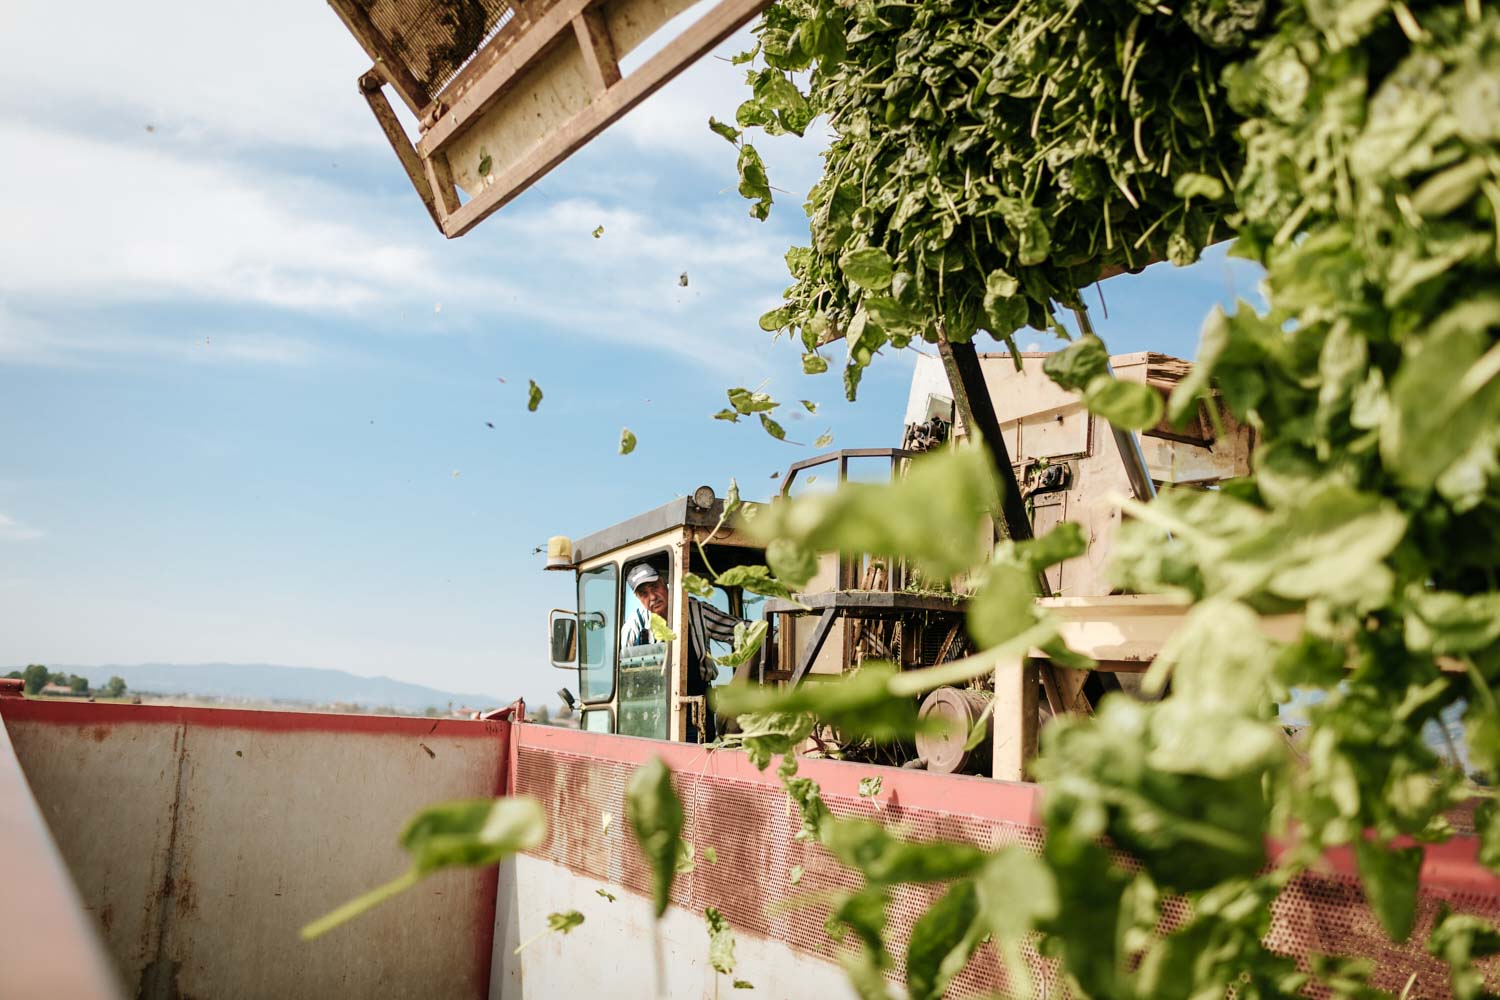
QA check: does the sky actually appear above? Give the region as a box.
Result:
[0,0,1262,711]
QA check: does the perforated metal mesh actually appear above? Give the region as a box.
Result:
[352,0,538,99]
[517,745,1499,997]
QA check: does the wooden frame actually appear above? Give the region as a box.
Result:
[336,0,774,238]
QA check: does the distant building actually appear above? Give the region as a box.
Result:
[40,683,76,696]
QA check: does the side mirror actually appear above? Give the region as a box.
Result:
[549,610,578,668]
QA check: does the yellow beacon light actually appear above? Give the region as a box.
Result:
[546,536,574,570]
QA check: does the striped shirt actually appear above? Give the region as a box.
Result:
[622,598,744,683]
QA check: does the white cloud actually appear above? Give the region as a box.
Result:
[0,513,42,542]
[0,0,377,151]
[0,119,436,312]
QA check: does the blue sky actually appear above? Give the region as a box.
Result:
[0,0,1261,711]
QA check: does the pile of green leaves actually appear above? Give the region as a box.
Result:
[723,0,1261,406]
[691,0,1500,996]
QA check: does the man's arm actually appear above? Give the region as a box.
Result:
[689,598,743,647]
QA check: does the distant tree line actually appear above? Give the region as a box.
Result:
[5,665,126,698]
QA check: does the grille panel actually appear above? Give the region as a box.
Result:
[517,744,1498,997]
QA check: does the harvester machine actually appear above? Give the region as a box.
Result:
[543,351,1259,780]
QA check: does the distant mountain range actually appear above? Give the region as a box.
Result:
[9,663,502,713]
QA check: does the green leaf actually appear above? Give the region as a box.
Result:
[732,980,754,990]
[683,573,716,599]
[626,758,684,918]
[727,387,778,414]
[733,712,815,770]
[713,408,740,422]
[839,247,896,291]
[1428,905,1500,1000]
[704,846,718,865]
[1354,839,1423,942]
[706,906,737,974]
[759,412,788,441]
[858,775,882,798]
[1173,172,1226,201]
[302,797,546,939]
[595,888,616,902]
[802,353,829,375]
[709,116,742,144]
[906,881,983,1000]
[526,380,543,412]
[1042,336,1110,392]
[790,864,805,884]
[749,445,998,580]
[1080,375,1164,430]
[619,427,636,455]
[1404,586,1500,655]
[813,430,834,449]
[737,144,772,220]
[714,621,769,670]
[766,538,818,588]
[821,817,987,885]
[715,564,795,601]
[800,399,818,414]
[478,148,492,177]
[649,612,676,643]
[759,307,790,332]
[513,910,585,955]
[715,663,919,742]
[592,225,603,239]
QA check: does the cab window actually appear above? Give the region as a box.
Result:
[577,564,617,703]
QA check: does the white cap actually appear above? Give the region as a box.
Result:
[626,564,661,591]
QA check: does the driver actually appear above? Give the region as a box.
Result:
[621,563,745,675]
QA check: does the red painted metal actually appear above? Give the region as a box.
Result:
[511,723,1500,998]
[0,697,504,740]
[514,722,1046,826]
[0,678,23,699]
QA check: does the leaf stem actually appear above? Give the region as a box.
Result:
[300,868,422,940]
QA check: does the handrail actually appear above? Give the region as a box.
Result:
[0,704,122,998]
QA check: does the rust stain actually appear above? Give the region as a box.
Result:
[98,903,115,934]
[419,742,436,758]
[174,876,196,919]
[90,726,109,743]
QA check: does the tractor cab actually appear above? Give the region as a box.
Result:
[545,487,768,743]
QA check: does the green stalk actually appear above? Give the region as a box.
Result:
[301,868,422,941]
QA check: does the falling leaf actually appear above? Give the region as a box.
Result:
[527,381,543,412]
[790,864,805,885]
[714,409,741,422]
[301,797,546,940]
[144,124,156,133]
[770,471,781,479]
[801,400,818,414]
[485,422,495,429]
[858,776,883,798]
[478,148,493,176]
[496,376,507,383]
[807,475,818,485]
[592,225,604,239]
[601,812,613,834]
[679,272,690,287]
[452,471,461,478]
[620,428,637,455]
[814,431,834,449]
[733,981,754,990]
[596,888,617,902]
[513,910,585,955]
[704,846,719,865]
[760,413,788,442]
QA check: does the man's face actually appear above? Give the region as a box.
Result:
[636,579,670,618]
